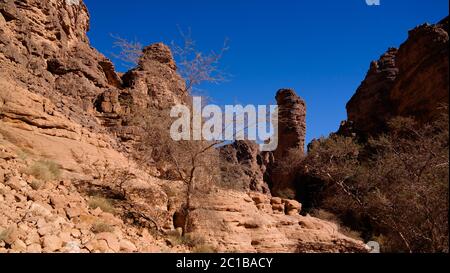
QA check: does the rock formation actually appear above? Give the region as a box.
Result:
[269,89,306,198]
[345,17,449,136]
[188,190,366,253]
[219,141,272,194]
[0,0,367,253]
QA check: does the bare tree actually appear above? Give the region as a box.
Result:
[111,34,143,68]
[171,27,229,93]
[131,107,222,234]
[111,29,228,94]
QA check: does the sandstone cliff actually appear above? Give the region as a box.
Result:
[345,17,449,136]
[0,0,367,253]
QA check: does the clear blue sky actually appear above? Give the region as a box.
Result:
[84,0,448,144]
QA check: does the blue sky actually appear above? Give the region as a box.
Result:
[84,0,448,144]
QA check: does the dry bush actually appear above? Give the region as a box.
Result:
[91,222,115,234]
[171,27,229,93]
[26,160,61,182]
[192,244,217,253]
[111,35,143,68]
[167,232,210,250]
[299,111,449,253]
[111,29,228,93]
[88,196,115,214]
[132,107,222,233]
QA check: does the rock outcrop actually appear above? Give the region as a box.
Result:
[0,0,186,136]
[269,89,306,198]
[219,141,272,194]
[345,17,449,136]
[187,189,367,253]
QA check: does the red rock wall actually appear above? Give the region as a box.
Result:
[346,17,449,136]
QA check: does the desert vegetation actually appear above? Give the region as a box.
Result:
[25,160,61,182]
[112,28,229,94]
[281,110,449,253]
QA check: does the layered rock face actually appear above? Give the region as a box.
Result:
[346,17,449,136]
[188,189,366,253]
[269,89,306,198]
[0,0,186,135]
[1,0,115,125]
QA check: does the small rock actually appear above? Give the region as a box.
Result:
[119,239,137,253]
[65,207,81,219]
[50,194,66,209]
[0,169,5,183]
[256,203,273,214]
[272,203,285,214]
[37,224,53,236]
[27,243,42,253]
[175,227,183,237]
[270,197,283,205]
[62,241,81,253]
[25,230,41,245]
[30,202,52,217]
[42,235,63,252]
[71,229,81,238]
[36,218,47,228]
[284,199,302,215]
[61,180,72,187]
[0,225,18,245]
[95,232,120,252]
[11,239,27,251]
[6,176,25,191]
[0,150,16,160]
[249,193,267,205]
[58,231,72,243]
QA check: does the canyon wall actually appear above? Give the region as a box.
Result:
[0,0,366,253]
[345,17,449,136]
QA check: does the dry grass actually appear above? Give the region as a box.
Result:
[192,244,217,253]
[88,196,115,214]
[167,233,208,248]
[25,160,61,182]
[91,222,115,234]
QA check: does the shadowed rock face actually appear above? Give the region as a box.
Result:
[346,17,449,136]
[219,140,272,194]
